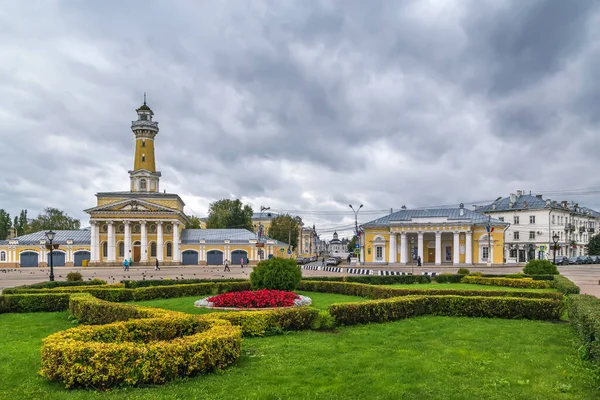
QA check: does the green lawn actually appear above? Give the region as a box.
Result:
[128,290,368,313]
[0,311,597,399]
[385,283,558,292]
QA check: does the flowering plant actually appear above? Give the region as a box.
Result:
[208,290,300,308]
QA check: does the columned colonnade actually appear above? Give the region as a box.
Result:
[388,230,473,265]
[90,219,180,263]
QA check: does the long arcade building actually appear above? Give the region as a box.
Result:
[0,100,287,268]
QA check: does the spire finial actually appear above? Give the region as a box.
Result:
[143,92,146,105]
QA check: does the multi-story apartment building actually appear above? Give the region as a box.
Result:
[478,191,600,263]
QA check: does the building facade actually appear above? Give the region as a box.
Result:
[359,205,507,265]
[478,191,600,262]
[0,101,287,268]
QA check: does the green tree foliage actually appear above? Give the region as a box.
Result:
[268,214,302,249]
[523,259,559,275]
[28,207,81,232]
[14,210,28,235]
[586,234,600,256]
[206,199,253,230]
[0,209,11,240]
[185,216,203,229]
[347,236,358,252]
[250,257,302,291]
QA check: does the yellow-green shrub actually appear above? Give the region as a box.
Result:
[208,307,319,336]
[0,293,71,313]
[40,315,242,388]
[461,276,553,289]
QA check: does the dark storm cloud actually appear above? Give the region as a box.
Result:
[1,0,600,239]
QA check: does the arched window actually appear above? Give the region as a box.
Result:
[141,139,146,147]
[140,179,147,191]
[150,242,157,257]
[166,242,172,257]
[102,242,108,258]
[0,251,5,262]
[141,154,146,162]
[118,242,125,258]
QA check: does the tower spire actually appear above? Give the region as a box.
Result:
[143,92,146,105]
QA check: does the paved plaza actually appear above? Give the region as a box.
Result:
[1,263,598,297]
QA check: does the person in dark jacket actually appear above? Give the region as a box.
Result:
[155,259,160,271]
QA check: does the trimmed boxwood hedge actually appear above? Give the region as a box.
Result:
[567,294,600,364]
[301,275,431,285]
[212,307,320,337]
[40,315,242,388]
[122,278,249,288]
[329,295,563,325]
[0,293,71,313]
[461,276,554,289]
[297,280,563,300]
[553,275,580,294]
[5,279,107,290]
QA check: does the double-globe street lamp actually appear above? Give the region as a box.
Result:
[552,233,560,265]
[45,230,56,282]
[349,204,363,266]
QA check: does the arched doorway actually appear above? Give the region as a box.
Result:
[20,251,38,267]
[47,250,66,267]
[231,250,248,265]
[74,250,91,267]
[182,250,198,265]
[133,241,141,262]
[206,250,223,265]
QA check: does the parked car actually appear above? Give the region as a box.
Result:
[326,257,341,266]
[555,256,569,265]
[590,256,600,264]
[568,256,581,265]
[296,257,306,265]
[578,256,593,264]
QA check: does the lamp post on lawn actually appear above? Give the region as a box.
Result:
[411,237,415,275]
[552,233,559,265]
[45,230,56,282]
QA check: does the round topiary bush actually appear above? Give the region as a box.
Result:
[250,257,302,291]
[66,272,83,282]
[523,259,559,275]
[457,268,470,275]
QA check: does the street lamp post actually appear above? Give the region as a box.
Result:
[349,204,363,266]
[552,233,559,265]
[45,230,56,282]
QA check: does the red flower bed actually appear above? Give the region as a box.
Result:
[208,290,299,308]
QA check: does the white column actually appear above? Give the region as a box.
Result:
[465,231,473,264]
[141,221,148,262]
[417,232,424,263]
[39,245,44,264]
[107,222,116,262]
[173,222,180,262]
[400,232,407,264]
[360,235,365,264]
[90,222,98,262]
[157,221,164,262]
[453,231,460,265]
[124,221,131,261]
[435,231,442,265]
[389,232,396,264]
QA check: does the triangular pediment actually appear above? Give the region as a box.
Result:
[85,198,178,214]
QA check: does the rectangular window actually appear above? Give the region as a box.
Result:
[0,252,5,261]
[514,231,520,240]
[498,217,504,222]
[552,215,555,224]
[514,216,519,225]
[530,216,535,224]
[509,248,517,258]
[529,231,536,240]
[142,140,146,147]
[482,246,489,260]
[376,246,383,259]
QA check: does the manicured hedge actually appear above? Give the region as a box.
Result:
[122,278,249,288]
[5,279,107,291]
[553,275,580,294]
[481,274,555,281]
[567,294,600,364]
[461,276,554,289]
[329,295,563,325]
[0,293,71,313]
[301,275,431,285]
[297,280,563,300]
[40,315,242,388]
[434,274,464,283]
[211,307,320,337]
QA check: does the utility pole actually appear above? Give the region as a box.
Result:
[349,204,363,266]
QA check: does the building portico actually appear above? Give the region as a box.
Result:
[360,205,506,266]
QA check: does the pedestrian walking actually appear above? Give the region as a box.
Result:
[123,259,129,271]
[417,256,422,266]
[129,257,133,268]
[240,257,244,268]
[155,259,160,271]
[224,259,230,272]
[321,257,325,267]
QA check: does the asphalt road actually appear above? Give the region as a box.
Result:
[1,263,598,297]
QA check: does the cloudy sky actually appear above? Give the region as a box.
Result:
[1,0,600,239]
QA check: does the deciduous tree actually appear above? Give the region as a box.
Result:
[268,214,302,250]
[586,234,600,256]
[206,199,253,230]
[0,209,11,240]
[28,207,80,232]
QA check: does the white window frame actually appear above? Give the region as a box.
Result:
[529,231,536,240]
[514,231,520,240]
[514,216,520,225]
[0,251,5,262]
[530,215,535,224]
